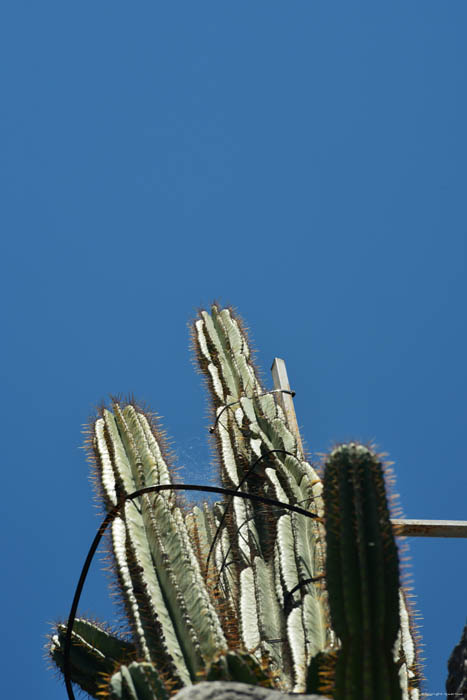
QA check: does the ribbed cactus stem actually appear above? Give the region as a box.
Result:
[106,661,171,700]
[49,619,136,697]
[193,305,331,690]
[322,443,404,700]
[92,404,228,689]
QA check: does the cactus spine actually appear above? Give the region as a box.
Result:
[49,305,422,700]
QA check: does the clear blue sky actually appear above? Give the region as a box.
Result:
[1,2,466,698]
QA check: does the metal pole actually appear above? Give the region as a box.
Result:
[271,357,304,457]
[391,519,467,538]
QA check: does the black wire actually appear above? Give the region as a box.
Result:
[283,575,326,616]
[209,389,295,433]
[63,482,321,700]
[205,449,301,580]
[212,513,256,586]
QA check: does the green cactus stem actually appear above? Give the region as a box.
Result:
[106,662,171,700]
[203,650,278,687]
[192,306,331,690]
[316,443,420,700]
[50,619,136,697]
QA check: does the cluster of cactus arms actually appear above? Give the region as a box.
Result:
[49,304,423,699]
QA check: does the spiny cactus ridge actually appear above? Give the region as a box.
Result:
[49,304,422,699]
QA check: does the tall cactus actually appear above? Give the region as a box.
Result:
[191,306,331,690]
[49,304,422,700]
[306,443,421,700]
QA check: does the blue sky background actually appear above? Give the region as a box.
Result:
[1,2,466,698]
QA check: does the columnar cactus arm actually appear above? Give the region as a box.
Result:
[106,661,171,700]
[92,404,228,688]
[319,443,421,700]
[193,305,330,691]
[49,619,136,697]
[120,407,228,667]
[395,590,421,699]
[94,410,191,686]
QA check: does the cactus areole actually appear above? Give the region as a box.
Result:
[50,305,422,700]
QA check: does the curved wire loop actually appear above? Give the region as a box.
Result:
[63,482,321,700]
[208,388,295,433]
[283,575,326,616]
[204,449,303,580]
[212,513,255,585]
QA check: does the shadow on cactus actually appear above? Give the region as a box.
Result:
[48,304,422,699]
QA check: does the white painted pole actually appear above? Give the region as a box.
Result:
[391,519,467,538]
[271,357,304,458]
